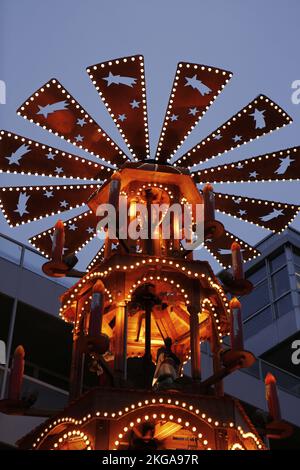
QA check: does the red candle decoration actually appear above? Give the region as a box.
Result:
[89,280,105,337]
[52,219,65,263]
[265,372,281,422]
[8,345,25,401]
[231,241,244,280]
[229,297,244,351]
[203,183,215,223]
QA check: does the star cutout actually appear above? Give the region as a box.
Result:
[46,151,55,160]
[238,209,247,216]
[75,134,83,143]
[44,190,53,198]
[188,107,199,116]
[59,200,69,208]
[249,171,258,178]
[213,134,222,140]
[86,227,94,234]
[170,114,178,122]
[130,99,140,109]
[69,223,77,231]
[236,163,244,170]
[118,114,127,122]
[55,167,63,175]
[233,135,242,143]
[77,118,87,127]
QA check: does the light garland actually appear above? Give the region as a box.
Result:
[0,184,98,227]
[87,55,149,160]
[155,62,232,161]
[18,79,126,167]
[30,397,264,450]
[0,130,106,180]
[175,95,292,168]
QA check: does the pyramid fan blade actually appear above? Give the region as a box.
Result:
[87,55,149,161]
[17,79,127,168]
[29,210,98,258]
[0,183,98,226]
[87,245,105,271]
[205,229,259,268]
[0,131,114,182]
[155,62,232,163]
[214,192,299,232]
[193,146,300,184]
[176,95,292,168]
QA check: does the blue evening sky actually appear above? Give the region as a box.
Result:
[0,0,300,272]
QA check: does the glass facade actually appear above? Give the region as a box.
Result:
[242,246,297,339]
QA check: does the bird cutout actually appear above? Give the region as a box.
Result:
[275,156,295,175]
[0,56,297,269]
[14,192,30,217]
[0,131,112,181]
[36,100,69,118]
[29,210,98,258]
[6,143,31,166]
[17,78,127,167]
[249,108,266,129]
[193,146,300,185]
[103,71,137,87]
[260,208,284,222]
[155,62,232,162]
[184,75,212,95]
[0,184,97,226]
[175,95,292,168]
[86,55,149,160]
[214,192,298,232]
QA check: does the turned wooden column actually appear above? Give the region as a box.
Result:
[188,279,202,380]
[144,303,152,360]
[188,305,201,380]
[210,316,224,397]
[69,298,85,402]
[114,302,128,381]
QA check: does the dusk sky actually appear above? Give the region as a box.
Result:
[1,0,300,272]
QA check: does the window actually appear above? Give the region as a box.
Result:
[275,294,294,318]
[11,302,73,389]
[0,292,14,343]
[243,306,272,339]
[293,247,300,267]
[246,264,267,285]
[272,266,290,298]
[269,250,286,273]
[241,280,270,319]
[296,273,300,290]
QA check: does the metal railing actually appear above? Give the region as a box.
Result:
[0,231,74,288]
